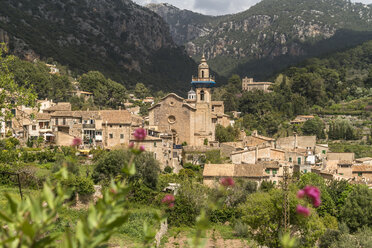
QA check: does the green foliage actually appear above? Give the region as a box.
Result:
[329,142,372,158]
[0,45,37,123]
[339,185,372,232]
[302,117,326,139]
[205,150,223,164]
[233,221,249,238]
[166,181,209,227]
[215,124,239,143]
[239,188,326,247]
[93,150,160,189]
[328,119,359,140]
[163,165,173,174]
[297,173,337,217]
[134,83,151,99]
[79,71,127,108]
[61,175,95,196]
[52,155,80,176]
[259,180,275,192]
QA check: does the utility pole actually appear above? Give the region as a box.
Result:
[282,166,290,232]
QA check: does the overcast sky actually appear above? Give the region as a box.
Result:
[134,0,372,15]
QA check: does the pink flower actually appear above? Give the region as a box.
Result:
[133,128,146,141]
[296,205,310,217]
[220,177,235,187]
[297,185,321,208]
[162,194,175,208]
[71,137,82,147]
[297,189,305,198]
[129,142,135,149]
[139,145,145,152]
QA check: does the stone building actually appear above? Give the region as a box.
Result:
[51,110,142,148]
[148,55,229,146]
[242,77,273,93]
[231,146,285,164]
[276,134,316,151]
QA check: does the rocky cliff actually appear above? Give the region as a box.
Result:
[0,0,200,93]
[148,0,372,78]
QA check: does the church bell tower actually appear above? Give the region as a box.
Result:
[191,54,216,103]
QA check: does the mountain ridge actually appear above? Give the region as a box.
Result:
[148,0,372,78]
[0,0,207,94]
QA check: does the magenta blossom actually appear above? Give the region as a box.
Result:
[296,205,310,217]
[220,177,235,187]
[133,128,146,141]
[162,194,175,208]
[72,137,82,147]
[297,185,321,208]
[129,142,135,149]
[139,145,145,152]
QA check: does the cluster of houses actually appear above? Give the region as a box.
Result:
[203,131,372,187]
[2,56,371,188]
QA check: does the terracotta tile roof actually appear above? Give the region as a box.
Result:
[36,113,51,120]
[203,164,235,177]
[203,163,268,178]
[44,102,71,112]
[352,165,372,172]
[251,134,275,141]
[259,161,280,169]
[235,164,267,177]
[355,157,372,162]
[99,110,132,124]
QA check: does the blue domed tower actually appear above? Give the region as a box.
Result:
[191,54,216,103]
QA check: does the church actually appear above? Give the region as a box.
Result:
[148,56,230,146]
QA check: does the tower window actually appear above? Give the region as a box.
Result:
[200,90,205,101]
[202,70,204,78]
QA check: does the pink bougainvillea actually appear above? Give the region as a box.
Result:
[220,177,235,187]
[133,128,146,141]
[296,205,310,217]
[162,194,175,208]
[71,137,82,147]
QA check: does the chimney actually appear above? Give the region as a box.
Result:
[294,132,298,150]
[255,146,258,164]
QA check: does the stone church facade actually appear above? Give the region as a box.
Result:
[148,56,230,146]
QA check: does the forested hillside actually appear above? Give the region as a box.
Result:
[214,39,372,137]
[0,0,207,94]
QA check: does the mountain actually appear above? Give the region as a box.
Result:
[148,0,372,79]
[0,0,206,94]
[146,3,218,45]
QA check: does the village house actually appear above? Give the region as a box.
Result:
[69,90,93,101]
[241,77,273,93]
[290,115,315,124]
[50,109,142,148]
[203,163,270,187]
[231,145,285,164]
[355,157,372,165]
[130,133,182,171]
[352,165,372,184]
[325,152,355,171]
[276,134,316,151]
[148,55,230,146]
[43,102,72,114]
[243,130,275,148]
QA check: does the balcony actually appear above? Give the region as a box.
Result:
[83,124,96,129]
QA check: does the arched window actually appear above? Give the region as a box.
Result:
[202,70,204,78]
[200,90,205,101]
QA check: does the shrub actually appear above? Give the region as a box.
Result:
[166,181,209,226]
[36,150,56,163]
[61,176,94,196]
[52,155,80,176]
[129,183,158,204]
[210,207,236,224]
[20,151,37,163]
[233,221,249,238]
[164,165,173,174]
